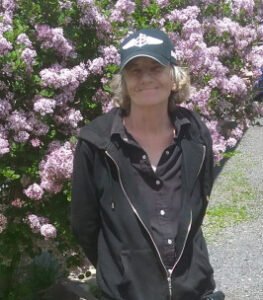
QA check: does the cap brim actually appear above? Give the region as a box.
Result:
[120,52,169,70]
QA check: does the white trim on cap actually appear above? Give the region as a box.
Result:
[121,54,168,70]
[122,33,163,50]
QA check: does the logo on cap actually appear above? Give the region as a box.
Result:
[122,33,163,50]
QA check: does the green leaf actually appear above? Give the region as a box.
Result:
[0,167,20,180]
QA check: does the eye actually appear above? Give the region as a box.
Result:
[151,65,164,72]
[127,67,141,75]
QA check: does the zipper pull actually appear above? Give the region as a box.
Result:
[111,201,115,210]
[167,269,172,299]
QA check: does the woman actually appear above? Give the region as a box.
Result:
[71,28,225,300]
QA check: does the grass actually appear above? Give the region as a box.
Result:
[203,153,256,242]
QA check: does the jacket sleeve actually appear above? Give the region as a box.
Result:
[71,139,100,267]
[189,109,214,198]
[200,119,214,198]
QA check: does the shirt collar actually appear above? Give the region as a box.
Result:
[110,108,190,140]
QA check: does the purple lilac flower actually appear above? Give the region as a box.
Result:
[26,113,50,136]
[0,138,9,155]
[247,46,263,74]
[33,123,50,136]
[77,0,111,37]
[234,25,257,52]
[26,214,49,233]
[16,33,33,48]
[206,120,227,162]
[226,137,237,148]
[71,63,89,83]
[39,142,74,194]
[202,46,229,78]
[35,24,76,58]
[155,0,169,8]
[77,0,96,26]
[40,63,88,90]
[174,33,206,73]
[55,89,76,106]
[190,87,211,116]
[208,17,238,36]
[87,57,105,75]
[231,126,244,140]
[21,48,37,71]
[58,0,73,9]
[0,99,12,119]
[92,88,110,104]
[65,109,83,128]
[8,110,33,132]
[0,213,7,234]
[1,0,16,12]
[24,183,44,200]
[182,19,203,39]
[102,99,114,113]
[110,0,136,23]
[0,124,8,137]
[216,75,247,96]
[54,108,83,128]
[27,214,41,233]
[30,138,42,148]
[100,46,120,65]
[0,15,13,34]
[33,97,56,116]
[230,0,255,16]
[207,17,257,53]
[11,198,25,208]
[141,0,150,7]
[257,25,263,40]
[40,224,57,240]
[0,0,16,32]
[166,6,200,24]
[94,12,112,39]
[13,130,30,143]
[0,35,12,55]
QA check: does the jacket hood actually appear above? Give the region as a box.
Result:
[77,107,206,150]
[78,108,120,149]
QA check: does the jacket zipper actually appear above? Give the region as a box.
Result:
[105,151,194,299]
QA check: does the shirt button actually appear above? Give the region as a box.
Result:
[142,154,147,160]
[160,210,165,216]
[168,239,173,245]
[123,137,128,142]
[165,150,170,155]
[156,179,161,186]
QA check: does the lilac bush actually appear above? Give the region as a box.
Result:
[0,0,263,297]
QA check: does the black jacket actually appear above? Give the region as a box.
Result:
[71,107,216,300]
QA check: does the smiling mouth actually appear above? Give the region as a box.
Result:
[138,87,158,92]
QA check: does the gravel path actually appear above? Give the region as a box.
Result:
[205,120,263,300]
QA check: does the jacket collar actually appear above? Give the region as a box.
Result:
[79,107,206,193]
[110,108,191,141]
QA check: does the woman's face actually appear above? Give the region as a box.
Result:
[123,57,173,110]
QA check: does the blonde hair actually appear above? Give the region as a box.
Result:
[109,65,191,114]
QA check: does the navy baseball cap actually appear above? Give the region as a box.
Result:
[120,28,177,70]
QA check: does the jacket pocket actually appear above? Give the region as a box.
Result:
[173,230,215,299]
[117,249,167,300]
[187,231,215,295]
